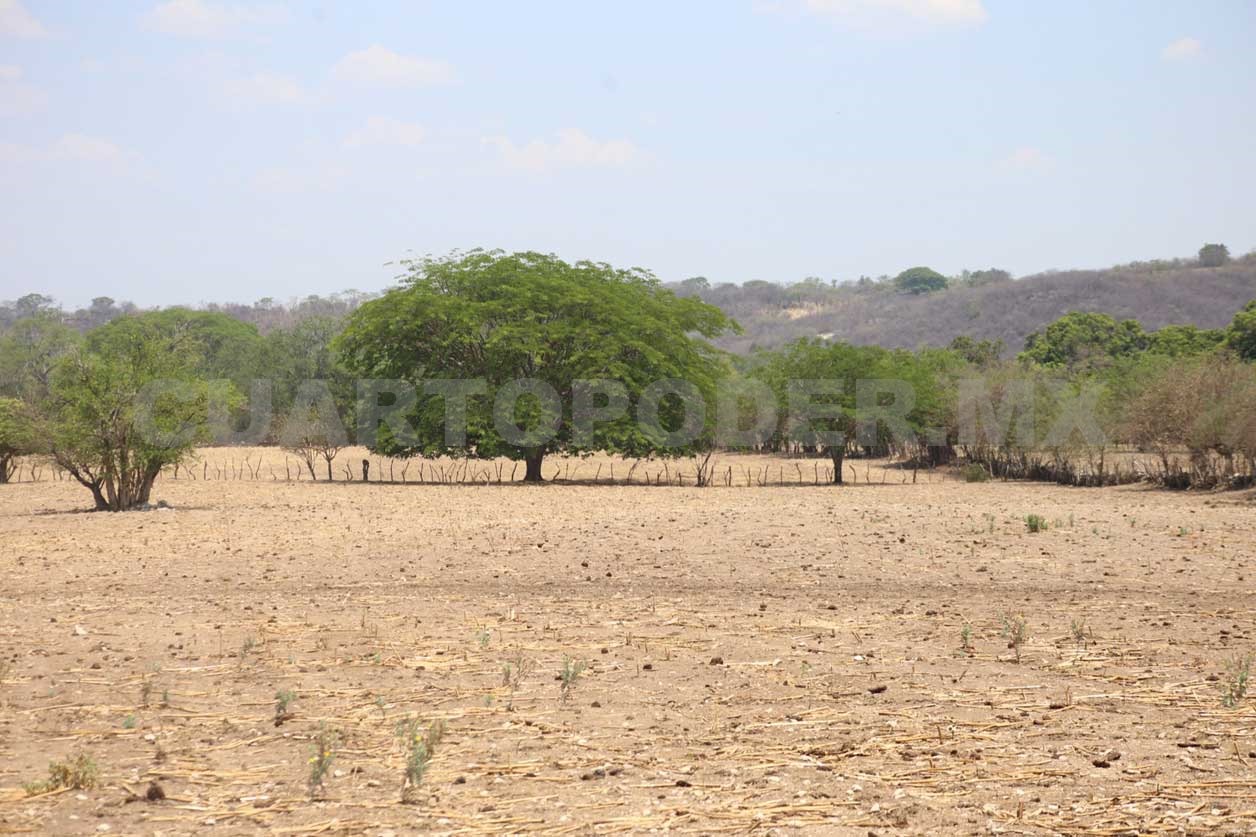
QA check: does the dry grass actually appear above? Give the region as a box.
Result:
[1,447,1255,834]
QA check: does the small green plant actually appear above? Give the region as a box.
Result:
[274,689,296,724]
[306,724,337,798]
[1222,655,1252,708]
[397,717,446,803]
[24,753,99,795]
[559,657,588,704]
[1070,619,1089,649]
[475,629,491,649]
[122,714,137,729]
[1001,614,1028,663]
[139,675,153,707]
[983,513,996,534]
[961,463,990,483]
[501,653,532,710]
[960,624,974,655]
[1025,515,1047,534]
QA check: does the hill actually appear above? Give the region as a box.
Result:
[670,256,1256,355]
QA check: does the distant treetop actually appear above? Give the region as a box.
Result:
[894,266,949,295]
[1199,243,1231,268]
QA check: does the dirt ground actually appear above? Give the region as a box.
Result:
[2,447,1255,836]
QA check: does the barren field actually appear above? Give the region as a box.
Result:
[2,448,1256,835]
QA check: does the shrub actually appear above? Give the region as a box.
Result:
[961,463,990,483]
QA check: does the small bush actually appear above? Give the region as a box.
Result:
[398,717,446,803]
[1025,514,1048,533]
[1222,655,1252,708]
[1001,614,1029,663]
[307,725,337,798]
[961,463,990,483]
[25,753,99,795]
[559,657,588,704]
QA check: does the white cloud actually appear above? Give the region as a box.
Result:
[1161,37,1202,62]
[484,129,643,172]
[997,146,1049,171]
[0,133,132,165]
[223,72,310,105]
[144,0,287,37]
[254,163,348,193]
[0,64,45,115]
[344,116,426,149]
[51,134,127,162]
[0,0,45,37]
[331,45,455,87]
[801,0,986,25]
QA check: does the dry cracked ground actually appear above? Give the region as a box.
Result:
[1,447,1255,835]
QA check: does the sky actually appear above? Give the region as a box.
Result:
[1,0,1254,309]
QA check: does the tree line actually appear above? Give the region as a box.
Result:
[1,249,1254,509]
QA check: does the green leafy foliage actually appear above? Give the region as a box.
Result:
[1199,242,1230,268]
[1228,299,1256,361]
[0,397,36,483]
[893,266,949,295]
[1021,312,1149,372]
[335,249,737,479]
[43,312,228,510]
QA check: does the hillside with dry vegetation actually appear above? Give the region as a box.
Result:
[670,255,1256,354]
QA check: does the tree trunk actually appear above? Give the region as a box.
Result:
[830,449,845,485]
[523,451,544,483]
[326,459,333,482]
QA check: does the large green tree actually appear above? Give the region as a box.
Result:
[0,313,81,399]
[1227,299,1256,361]
[335,250,736,481]
[1198,243,1230,268]
[1021,312,1149,372]
[893,266,949,295]
[0,397,36,483]
[43,312,221,510]
[749,340,883,483]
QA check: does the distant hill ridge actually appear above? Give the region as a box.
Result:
[666,256,1256,354]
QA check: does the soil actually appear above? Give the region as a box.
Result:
[1,447,1255,835]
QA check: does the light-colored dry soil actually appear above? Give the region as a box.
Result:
[2,447,1256,836]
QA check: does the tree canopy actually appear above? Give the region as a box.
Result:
[1199,243,1230,268]
[1020,312,1149,371]
[335,249,737,480]
[0,397,35,483]
[894,266,949,295]
[1228,299,1256,361]
[42,311,222,509]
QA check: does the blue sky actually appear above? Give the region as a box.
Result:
[1,0,1254,308]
